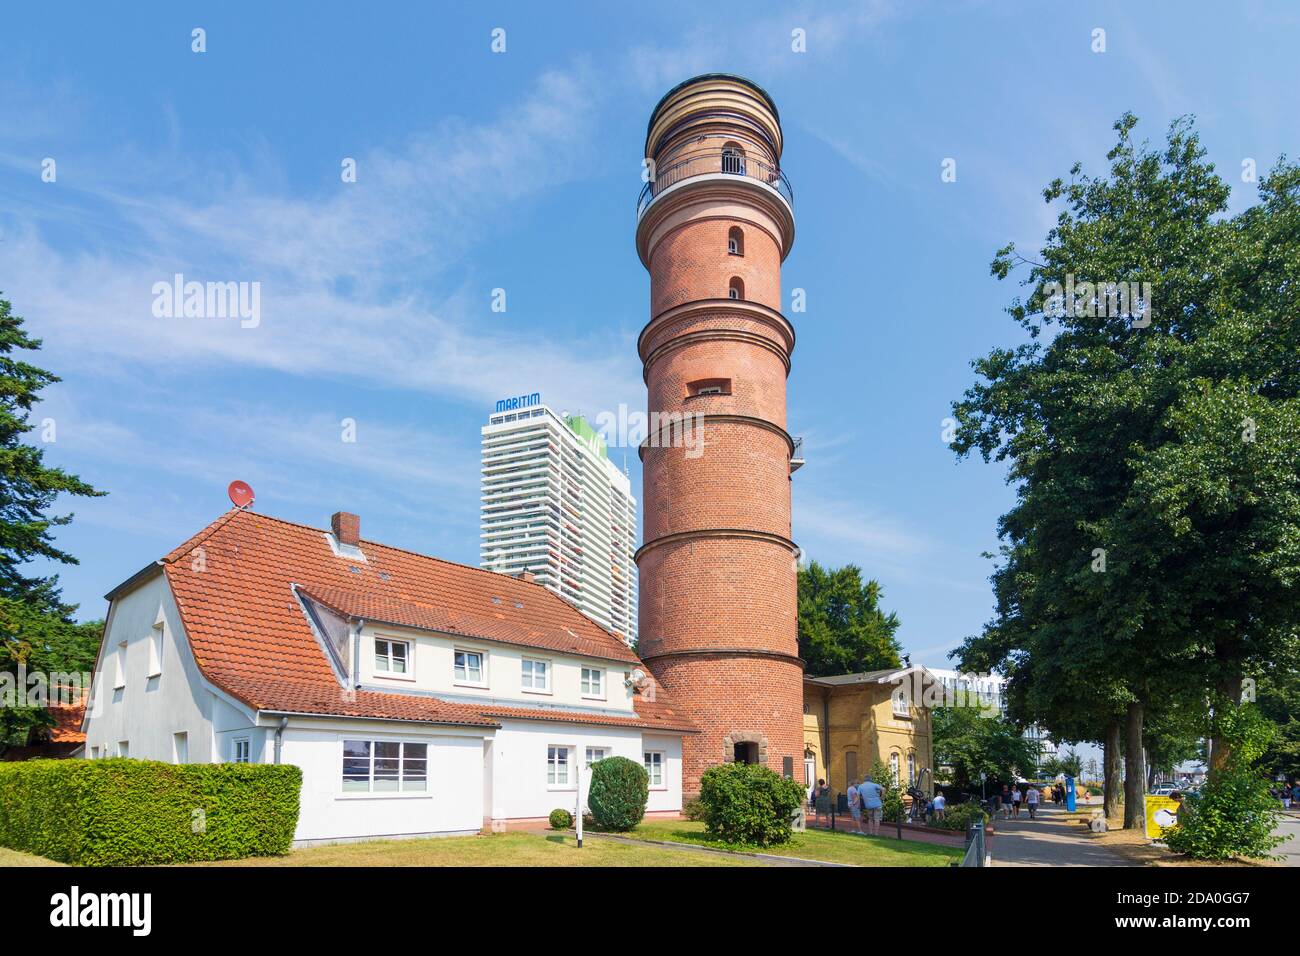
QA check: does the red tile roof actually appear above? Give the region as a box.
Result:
[143,509,692,734]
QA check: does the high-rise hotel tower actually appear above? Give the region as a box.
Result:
[635,75,803,795]
[481,401,638,643]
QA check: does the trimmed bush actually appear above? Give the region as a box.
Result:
[698,762,806,847]
[929,802,986,832]
[0,758,301,865]
[682,797,706,822]
[548,807,573,830]
[587,756,648,831]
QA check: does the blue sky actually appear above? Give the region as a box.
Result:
[2,1,1297,668]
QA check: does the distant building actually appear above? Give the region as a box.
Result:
[802,667,937,798]
[927,667,1058,772]
[480,402,637,643]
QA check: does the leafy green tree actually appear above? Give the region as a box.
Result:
[0,295,104,753]
[950,116,1300,826]
[932,693,1040,790]
[797,561,901,677]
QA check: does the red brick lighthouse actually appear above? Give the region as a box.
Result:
[635,74,802,797]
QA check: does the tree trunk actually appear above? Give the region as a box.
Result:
[1209,673,1243,779]
[1103,719,1122,820]
[1123,700,1146,829]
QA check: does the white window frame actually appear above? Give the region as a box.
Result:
[113,641,127,690]
[547,745,573,790]
[117,740,129,758]
[580,666,605,700]
[147,621,164,678]
[232,737,251,764]
[453,648,487,687]
[521,657,551,695]
[644,750,665,789]
[892,690,910,718]
[374,636,413,679]
[340,737,430,797]
[173,731,189,764]
[585,746,608,768]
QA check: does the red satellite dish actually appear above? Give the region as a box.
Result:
[227,480,255,509]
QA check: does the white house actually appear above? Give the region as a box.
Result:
[82,508,693,845]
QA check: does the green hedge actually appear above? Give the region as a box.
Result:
[0,758,302,865]
[699,762,806,847]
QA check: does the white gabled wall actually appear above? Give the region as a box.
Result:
[83,573,244,762]
[487,719,682,821]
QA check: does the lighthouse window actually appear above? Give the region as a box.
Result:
[727,277,744,300]
[727,226,744,256]
[688,378,731,398]
[721,142,746,175]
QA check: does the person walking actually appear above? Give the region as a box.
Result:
[847,779,863,833]
[999,784,1011,820]
[1010,784,1022,818]
[1026,784,1040,819]
[1282,783,1292,810]
[931,790,947,822]
[858,774,885,837]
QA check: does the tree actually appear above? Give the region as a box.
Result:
[797,561,901,677]
[949,116,1300,826]
[932,692,1040,790]
[0,295,104,753]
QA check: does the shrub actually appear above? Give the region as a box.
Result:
[682,797,706,822]
[1163,706,1284,860]
[698,762,806,847]
[930,801,986,832]
[866,760,906,823]
[548,808,573,830]
[587,756,648,832]
[0,758,301,865]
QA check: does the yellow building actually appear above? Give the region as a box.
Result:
[802,667,936,799]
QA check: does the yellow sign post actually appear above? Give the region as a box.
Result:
[1144,794,1181,840]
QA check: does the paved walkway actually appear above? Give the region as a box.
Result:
[990,803,1136,867]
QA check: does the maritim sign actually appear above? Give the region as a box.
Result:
[495,392,540,413]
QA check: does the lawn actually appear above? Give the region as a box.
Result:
[200,830,759,867]
[628,820,963,866]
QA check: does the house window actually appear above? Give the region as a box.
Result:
[727,277,744,300]
[644,751,664,788]
[118,740,129,758]
[892,690,910,718]
[113,641,127,689]
[585,747,608,767]
[342,739,429,793]
[232,738,251,764]
[375,638,409,675]
[454,649,485,685]
[90,746,100,759]
[907,751,916,786]
[148,622,163,678]
[580,667,604,699]
[173,732,189,764]
[547,745,571,787]
[727,226,744,256]
[522,658,549,692]
[845,751,858,786]
[889,752,900,785]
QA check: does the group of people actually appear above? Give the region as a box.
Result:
[1271,782,1297,809]
[811,775,886,835]
[996,783,1043,820]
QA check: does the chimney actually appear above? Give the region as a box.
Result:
[331,511,360,546]
[514,569,536,584]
